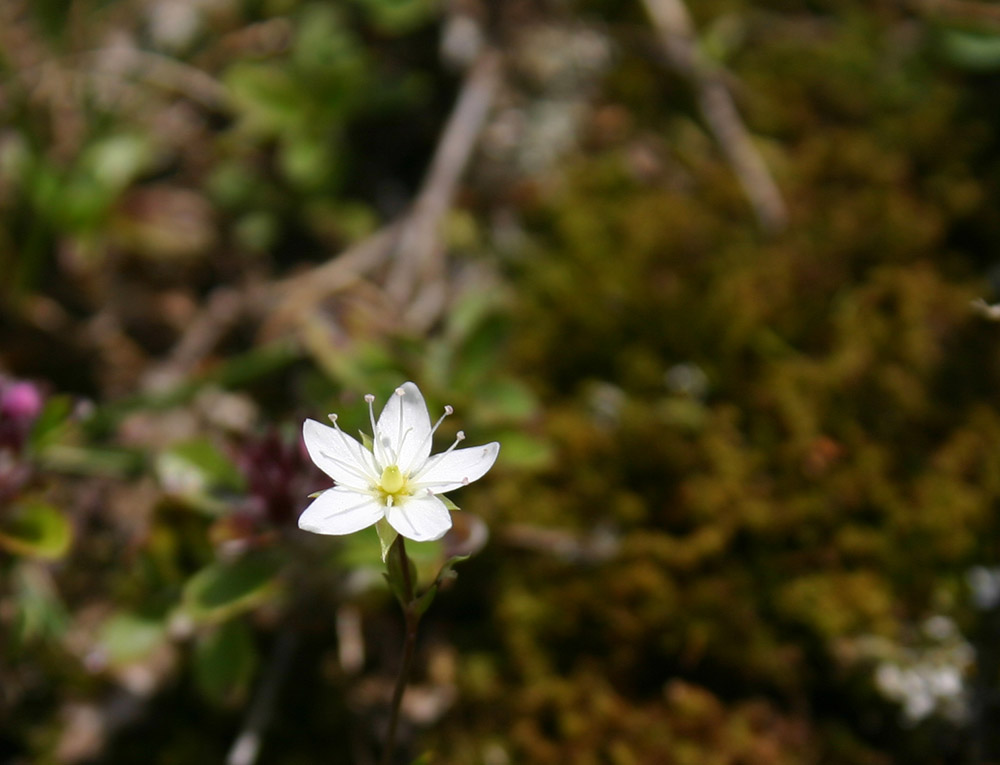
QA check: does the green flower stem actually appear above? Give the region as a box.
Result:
[381,538,421,765]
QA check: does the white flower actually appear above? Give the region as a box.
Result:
[299,382,499,542]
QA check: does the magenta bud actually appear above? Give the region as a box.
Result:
[1,382,43,422]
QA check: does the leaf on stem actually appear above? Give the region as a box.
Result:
[385,536,417,606]
[376,517,398,563]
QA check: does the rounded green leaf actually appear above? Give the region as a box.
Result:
[183,555,280,623]
[0,503,73,560]
[940,29,1000,71]
[98,612,167,666]
[156,439,245,513]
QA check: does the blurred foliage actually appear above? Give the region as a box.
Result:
[4,0,1000,764]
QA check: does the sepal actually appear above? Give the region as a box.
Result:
[375,517,398,563]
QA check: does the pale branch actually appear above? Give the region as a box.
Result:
[385,47,503,318]
[135,41,502,382]
[641,0,788,233]
[262,222,403,341]
[89,45,231,110]
[141,286,255,392]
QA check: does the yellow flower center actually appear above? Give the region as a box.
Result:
[379,464,407,496]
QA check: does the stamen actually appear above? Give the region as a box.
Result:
[327,413,379,476]
[429,408,452,438]
[411,430,466,481]
[394,393,408,464]
[394,426,414,466]
[403,405,454,473]
[365,393,385,467]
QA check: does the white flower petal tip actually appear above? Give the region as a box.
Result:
[299,384,498,542]
[412,441,500,494]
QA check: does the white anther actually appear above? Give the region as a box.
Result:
[444,405,454,415]
[364,394,375,403]
[328,413,338,424]
[395,387,405,396]
[456,430,466,441]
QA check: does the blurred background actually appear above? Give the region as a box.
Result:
[4,0,1000,762]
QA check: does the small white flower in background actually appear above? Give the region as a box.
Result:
[299,382,499,543]
[864,614,974,726]
[967,565,1000,610]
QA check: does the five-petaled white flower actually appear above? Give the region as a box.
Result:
[299,382,499,542]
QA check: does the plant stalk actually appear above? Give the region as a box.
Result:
[381,539,420,765]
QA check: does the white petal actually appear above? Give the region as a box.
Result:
[298,488,384,535]
[302,419,376,490]
[375,381,432,472]
[386,493,453,542]
[412,442,500,493]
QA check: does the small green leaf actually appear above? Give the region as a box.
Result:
[156,439,245,512]
[183,555,279,623]
[28,395,73,452]
[337,525,443,591]
[279,135,333,191]
[375,517,398,562]
[98,612,167,666]
[438,494,460,512]
[413,583,437,617]
[385,537,417,605]
[352,0,437,36]
[9,563,67,645]
[224,63,307,134]
[434,554,470,589]
[84,134,154,192]
[40,444,144,478]
[940,29,1000,71]
[360,430,375,452]
[0,503,73,560]
[193,619,258,707]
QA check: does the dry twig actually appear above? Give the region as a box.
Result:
[384,47,503,327]
[641,0,788,233]
[136,40,502,387]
